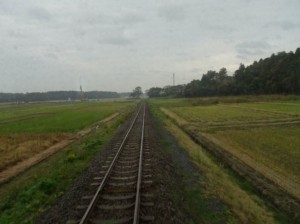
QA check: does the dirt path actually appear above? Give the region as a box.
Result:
[0,112,119,184]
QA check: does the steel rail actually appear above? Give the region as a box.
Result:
[133,103,145,224]
[79,103,143,224]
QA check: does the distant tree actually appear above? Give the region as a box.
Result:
[0,91,119,103]
[163,85,185,97]
[130,86,143,98]
[184,80,202,97]
[147,87,163,98]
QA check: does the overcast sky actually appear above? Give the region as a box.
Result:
[1,0,300,93]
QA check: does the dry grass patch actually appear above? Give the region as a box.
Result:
[209,126,300,200]
[0,134,68,172]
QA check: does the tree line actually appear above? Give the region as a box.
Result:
[0,91,119,102]
[147,48,300,98]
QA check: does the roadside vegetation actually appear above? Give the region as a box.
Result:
[150,95,299,223]
[0,103,134,224]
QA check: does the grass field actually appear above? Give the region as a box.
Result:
[0,109,133,224]
[0,100,136,173]
[150,95,300,222]
[233,102,300,115]
[0,101,134,134]
[171,105,293,124]
[213,126,300,185]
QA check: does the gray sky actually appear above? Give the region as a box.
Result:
[1,0,300,93]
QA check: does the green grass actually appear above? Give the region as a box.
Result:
[149,95,300,108]
[235,102,300,115]
[149,96,299,222]
[170,105,289,123]
[0,108,133,224]
[215,126,300,183]
[147,98,189,108]
[156,99,300,187]
[0,101,136,134]
[0,102,82,120]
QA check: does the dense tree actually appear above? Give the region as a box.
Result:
[147,48,300,98]
[163,85,185,97]
[233,49,300,95]
[130,86,143,98]
[147,87,163,98]
[147,85,185,98]
[184,80,202,97]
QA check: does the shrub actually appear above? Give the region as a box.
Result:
[38,179,56,195]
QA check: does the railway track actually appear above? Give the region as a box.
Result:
[67,103,154,224]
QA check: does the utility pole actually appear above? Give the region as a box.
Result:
[80,85,84,101]
[173,73,175,86]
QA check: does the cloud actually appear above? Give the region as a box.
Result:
[189,68,201,73]
[44,53,58,59]
[28,7,52,21]
[103,36,133,46]
[158,4,186,21]
[206,24,235,33]
[7,30,26,39]
[117,12,145,25]
[264,21,300,31]
[235,40,272,59]
[1,1,300,93]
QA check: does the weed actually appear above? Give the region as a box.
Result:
[38,179,56,195]
[66,153,77,162]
